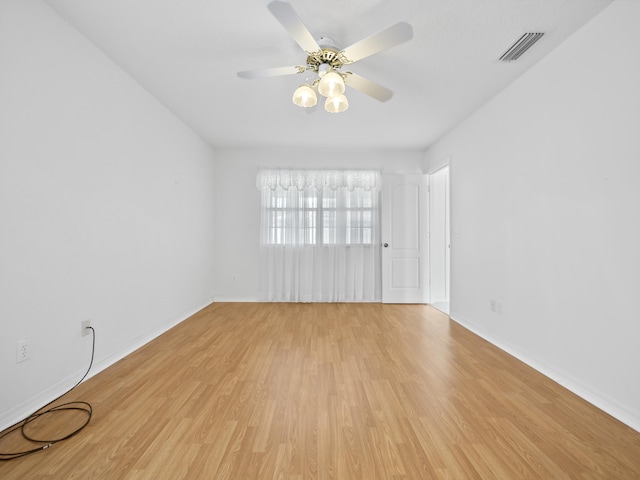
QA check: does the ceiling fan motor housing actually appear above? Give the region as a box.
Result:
[307,47,343,73]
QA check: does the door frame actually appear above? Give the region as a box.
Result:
[427,162,451,313]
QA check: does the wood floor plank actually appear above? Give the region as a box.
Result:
[1,303,639,479]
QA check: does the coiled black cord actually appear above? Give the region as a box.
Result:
[0,326,95,460]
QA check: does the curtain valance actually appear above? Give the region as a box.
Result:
[256,169,381,192]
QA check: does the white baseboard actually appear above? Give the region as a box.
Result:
[212,296,258,302]
[0,299,214,432]
[82,299,215,382]
[215,298,382,303]
[449,313,640,434]
[0,372,82,434]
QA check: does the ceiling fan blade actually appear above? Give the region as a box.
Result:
[267,1,321,55]
[338,22,413,64]
[237,65,307,79]
[344,72,393,102]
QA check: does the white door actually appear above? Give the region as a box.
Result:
[381,174,428,303]
[428,165,450,314]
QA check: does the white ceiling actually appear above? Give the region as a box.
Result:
[44,0,612,151]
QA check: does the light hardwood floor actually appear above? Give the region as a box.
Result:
[1,303,639,479]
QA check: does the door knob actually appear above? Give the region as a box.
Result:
[383,243,389,248]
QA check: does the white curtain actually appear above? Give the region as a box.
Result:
[257,169,381,302]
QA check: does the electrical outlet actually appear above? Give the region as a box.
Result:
[490,300,497,312]
[81,320,92,337]
[17,339,31,363]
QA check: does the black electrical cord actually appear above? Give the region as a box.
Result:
[0,326,96,460]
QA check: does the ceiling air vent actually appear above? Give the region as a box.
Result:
[499,32,544,62]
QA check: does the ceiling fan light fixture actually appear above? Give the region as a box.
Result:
[292,84,317,107]
[318,71,345,98]
[325,94,348,113]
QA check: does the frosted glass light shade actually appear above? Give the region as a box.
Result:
[325,94,348,113]
[292,85,317,107]
[318,71,345,98]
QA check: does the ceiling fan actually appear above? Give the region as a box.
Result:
[237,1,413,113]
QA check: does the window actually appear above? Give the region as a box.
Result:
[264,187,375,246]
[256,169,381,302]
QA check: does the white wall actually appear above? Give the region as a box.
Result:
[0,0,217,429]
[424,0,640,431]
[213,148,424,301]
